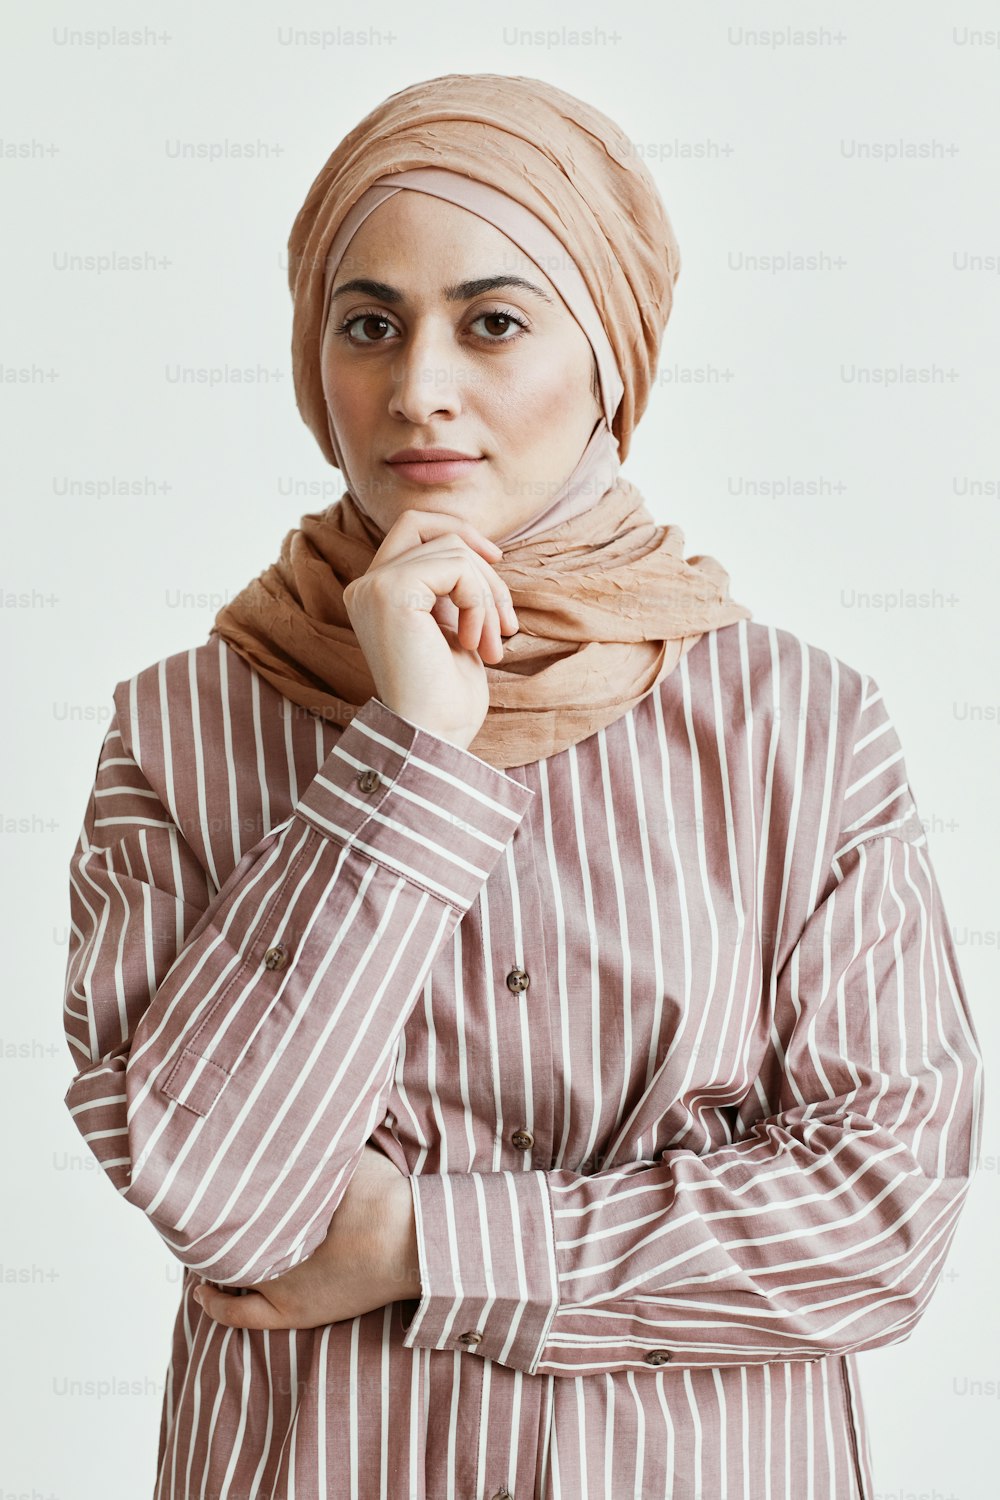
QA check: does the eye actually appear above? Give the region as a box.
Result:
[468,308,529,341]
[331,309,398,345]
[331,306,530,346]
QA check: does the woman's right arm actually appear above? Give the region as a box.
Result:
[62,682,534,1289]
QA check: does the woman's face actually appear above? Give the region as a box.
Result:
[320,190,603,542]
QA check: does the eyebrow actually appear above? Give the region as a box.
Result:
[329,274,556,307]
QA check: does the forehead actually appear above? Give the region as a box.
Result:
[336,190,555,294]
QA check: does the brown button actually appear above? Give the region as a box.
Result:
[459,1329,483,1347]
[511,1129,534,1150]
[263,944,288,971]
[357,768,382,793]
[506,967,530,994]
[644,1349,672,1366]
[491,1490,514,1499]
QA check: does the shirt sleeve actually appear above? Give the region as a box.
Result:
[62,691,534,1289]
[400,676,985,1376]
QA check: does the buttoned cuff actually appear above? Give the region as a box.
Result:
[295,698,535,916]
[400,1169,560,1375]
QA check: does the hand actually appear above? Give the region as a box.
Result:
[342,508,519,752]
[191,1144,420,1331]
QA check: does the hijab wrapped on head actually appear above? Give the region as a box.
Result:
[210,73,751,769]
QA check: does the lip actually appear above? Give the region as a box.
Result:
[385,450,485,485]
[386,448,481,463]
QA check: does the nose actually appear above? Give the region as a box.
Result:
[386,317,469,424]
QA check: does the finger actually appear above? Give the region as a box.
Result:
[371,510,502,570]
[364,524,518,643]
[459,551,520,658]
[395,540,518,649]
[193,1283,291,1331]
[428,552,505,662]
[465,548,519,639]
[430,595,460,633]
[373,550,509,662]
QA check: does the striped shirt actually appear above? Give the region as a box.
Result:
[62,618,983,1500]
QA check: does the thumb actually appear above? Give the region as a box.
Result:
[430,596,460,632]
[193,1282,289,1330]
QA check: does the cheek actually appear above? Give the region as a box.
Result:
[323,366,373,445]
[500,351,592,434]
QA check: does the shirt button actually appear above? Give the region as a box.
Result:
[644,1349,672,1366]
[491,1490,514,1499]
[357,768,382,793]
[262,944,288,971]
[459,1329,483,1347]
[506,967,530,994]
[511,1129,534,1150]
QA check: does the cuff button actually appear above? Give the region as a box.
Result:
[644,1349,672,1365]
[459,1329,484,1347]
[357,768,382,793]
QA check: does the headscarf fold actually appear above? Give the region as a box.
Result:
[210,73,751,770]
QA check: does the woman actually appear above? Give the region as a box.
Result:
[62,74,983,1500]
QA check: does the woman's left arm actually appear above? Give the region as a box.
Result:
[398,692,985,1378]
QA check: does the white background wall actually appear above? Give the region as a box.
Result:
[2,1,996,1496]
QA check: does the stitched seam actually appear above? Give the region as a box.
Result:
[839,1354,873,1500]
[354,852,465,917]
[161,1054,229,1113]
[159,833,316,1097]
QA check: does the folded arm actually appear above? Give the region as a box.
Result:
[63,689,534,1288]
[401,683,984,1376]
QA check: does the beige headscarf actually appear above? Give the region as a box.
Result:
[210,73,751,770]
